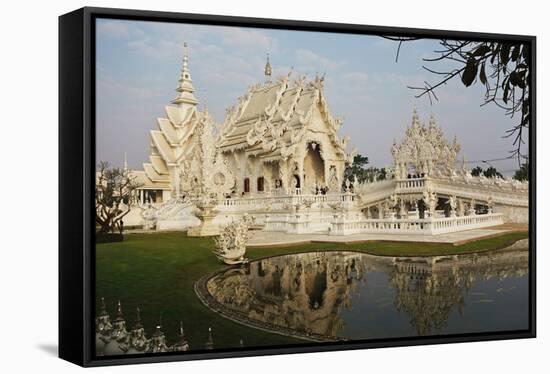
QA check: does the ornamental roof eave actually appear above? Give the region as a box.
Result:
[142,163,170,184]
[150,130,176,164]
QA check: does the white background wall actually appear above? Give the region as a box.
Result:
[0,0,546,372]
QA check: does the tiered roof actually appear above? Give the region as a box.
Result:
[142,43,202,187]
[218,73,352,163]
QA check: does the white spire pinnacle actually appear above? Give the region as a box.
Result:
[264,53,272,82]
[412,105,420,125]
[172,42,199,106]
[123,152,128,170]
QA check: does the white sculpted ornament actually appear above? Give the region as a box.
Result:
[422,189,438,216]
[141,203,158,230]
[447,196,457,211]
[447,196,457,217]
[213,214,254,265]
[486,196,494,213]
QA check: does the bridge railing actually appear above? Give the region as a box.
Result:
[329,213,503,236]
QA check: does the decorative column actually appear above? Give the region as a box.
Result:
[187,197,220,236]
[468,198,477,216]
[410,199,420,219]
[457,198,465,217]
[448,196,457,217]
[399,198,408,218]
[486,196,494,214]
[422,190,437,218]
[279,159,290,195]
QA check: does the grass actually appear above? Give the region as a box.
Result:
[95,230,528,351]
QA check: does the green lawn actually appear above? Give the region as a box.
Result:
[95,230,528,351]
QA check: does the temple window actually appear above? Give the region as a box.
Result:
[257,177,265,192]
[244,178,250,193]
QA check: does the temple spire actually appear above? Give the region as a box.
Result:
[264,53,272,82]
[412,106,420,126]
[123,152,128,171]
[429,113,437,127]
[172,42,199,106]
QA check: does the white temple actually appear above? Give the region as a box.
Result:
[123,43,528,237]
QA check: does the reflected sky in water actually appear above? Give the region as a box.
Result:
[205,248,529,341]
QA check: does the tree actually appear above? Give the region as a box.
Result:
[378,167,388,181]
[482,166,503,179]
[384,37,531,163]
[95,161,141,234]
[470,166,503,179]
[344,154,370,182]
[343,154,389,184]
[513,162,529,181]
[471,166,483,177]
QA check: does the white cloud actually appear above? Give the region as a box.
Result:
[97,75,161,100]
[97,20,131,39]
[342,71,369,85]
[127,38,180,59]
[219,27,277,52]
[97,20,146,40]
[295,48,340,71]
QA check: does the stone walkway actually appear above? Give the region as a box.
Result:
[249,226,517,247]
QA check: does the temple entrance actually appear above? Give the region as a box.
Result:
[303,143,325,191]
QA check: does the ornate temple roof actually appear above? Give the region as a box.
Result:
[218,72,351,162]
[141,48,355,193]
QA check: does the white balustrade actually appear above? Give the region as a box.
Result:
[215,192,355,212]
[395,177,426,191]
[329,213,503,236]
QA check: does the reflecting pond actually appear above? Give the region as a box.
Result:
[201,245,529,341]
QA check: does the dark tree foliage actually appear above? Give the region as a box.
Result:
[471,166,483,177]
[470,166,503,179]
[362,167,387,182]
[384,37,530,163]
[344,154,388,183]
[513,162,529,181]
[344,154,370,182]
[482,166,503,179]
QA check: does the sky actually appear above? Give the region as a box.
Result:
[96,18,526,175]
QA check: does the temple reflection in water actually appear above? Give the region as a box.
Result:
[202,246,528,341]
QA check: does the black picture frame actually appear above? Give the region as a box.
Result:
[59,6,536,367]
